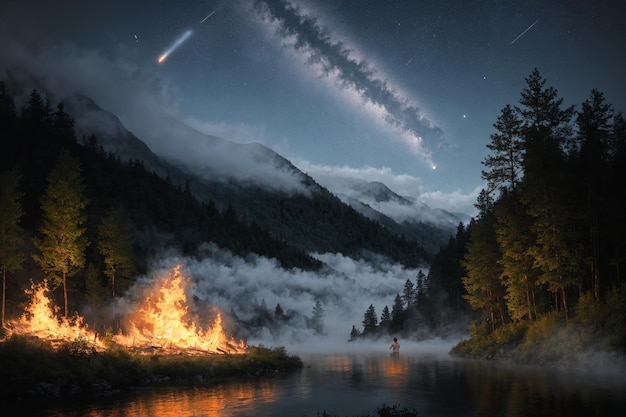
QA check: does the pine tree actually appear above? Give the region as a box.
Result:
[349,325,361,341]
[362,304,378,335]
[33,149,89,317]
[482,104,524,193]
[402,279,415,310]
[379,305,391,329]
[98,207,135,297]
[415,270,427,307]
[274,303,284,318]
[390,293,404,331]
[495,191,539,321]
[311,300,325,334]
[462,204,507,331]
[0,169,25,327]
[517,69,579,320]
[573,89,614,300]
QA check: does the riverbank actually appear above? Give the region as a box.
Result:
[0,335,302,400]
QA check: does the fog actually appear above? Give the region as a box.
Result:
[117,244,461,355]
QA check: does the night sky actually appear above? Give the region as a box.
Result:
[1,0,625,215]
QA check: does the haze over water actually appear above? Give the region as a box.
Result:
[12,346,626,417]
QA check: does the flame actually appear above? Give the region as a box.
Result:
[9,280,105,350]
[113,265,248,354]
[8,266,247,355]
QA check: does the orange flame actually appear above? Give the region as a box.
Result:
[10,280,105,350]
[113,265,248,354]
[9,266,247,355]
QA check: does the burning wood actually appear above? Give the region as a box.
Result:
[8,280,106,351]
[7,266,248,355]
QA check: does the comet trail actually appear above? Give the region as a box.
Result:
[157,29,193,64]
[510,18,540,44]
[200,10,216,23]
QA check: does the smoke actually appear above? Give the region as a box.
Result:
[252,0,445,168]
[111,244,453,354]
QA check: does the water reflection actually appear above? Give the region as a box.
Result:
[11,353,626,417]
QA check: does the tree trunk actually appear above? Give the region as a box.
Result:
[2,265,6,327]
[561,285,568,321]
[63,271,68,318]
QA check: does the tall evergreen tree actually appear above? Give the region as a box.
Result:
[311,300,325,334]
[362,304,378,335]
[462,205,507,331]
[517,69,579,320]
[33,149,89,317]
[402,279,415,310]
[98,207,135,297]
[0,169,25,327]
[390,293,404,331]
[573,89,613,300]
[607,112,626,285]
[495,191,539,321]
[379,305,391,329]
[482,104,524,193]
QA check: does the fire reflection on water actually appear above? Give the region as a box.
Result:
[70,380,279,417]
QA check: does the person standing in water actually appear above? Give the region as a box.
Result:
[389,337,400,353]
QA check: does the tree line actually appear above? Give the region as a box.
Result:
[456,69,626,357]
[347,268,468,342]
[346,69,626,357]
[0,83,322,331]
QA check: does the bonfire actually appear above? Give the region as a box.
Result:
[7,265,248,355]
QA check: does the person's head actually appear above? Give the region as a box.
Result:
[393,338,397,342]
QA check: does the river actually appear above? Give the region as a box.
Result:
[8,347,626,417]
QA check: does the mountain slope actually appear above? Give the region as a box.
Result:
[59,92,432,266]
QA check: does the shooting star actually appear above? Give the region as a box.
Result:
[200,10,216,23]
[511,18,540,44]
[157,29,193,64]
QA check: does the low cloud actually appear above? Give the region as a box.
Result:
[0,35,306,193]
[295,160,480,218]
[132,244,430,354]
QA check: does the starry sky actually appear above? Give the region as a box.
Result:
[1,0,625,216]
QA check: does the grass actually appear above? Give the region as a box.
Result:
[0,335,302,399]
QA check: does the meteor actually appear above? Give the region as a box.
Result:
[157,29,193,64]
[510,19,540,44]
[200,10,216,23]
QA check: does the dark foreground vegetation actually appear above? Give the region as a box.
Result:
[0,335,302,400]
[315,404,417,417]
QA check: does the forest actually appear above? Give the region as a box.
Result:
[2,67,626,363]
[0,80,433,338]
[348,69,626,362]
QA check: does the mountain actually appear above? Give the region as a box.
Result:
[61,93,448,262]
[328,180,463,255]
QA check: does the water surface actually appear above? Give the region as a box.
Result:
[9,351,626,416]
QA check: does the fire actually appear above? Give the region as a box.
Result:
[113,265,248,354]
[10,280,105,350]
[8,266,247,355]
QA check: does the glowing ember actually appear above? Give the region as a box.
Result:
[10,280,105,350]
[113,265,248,354]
